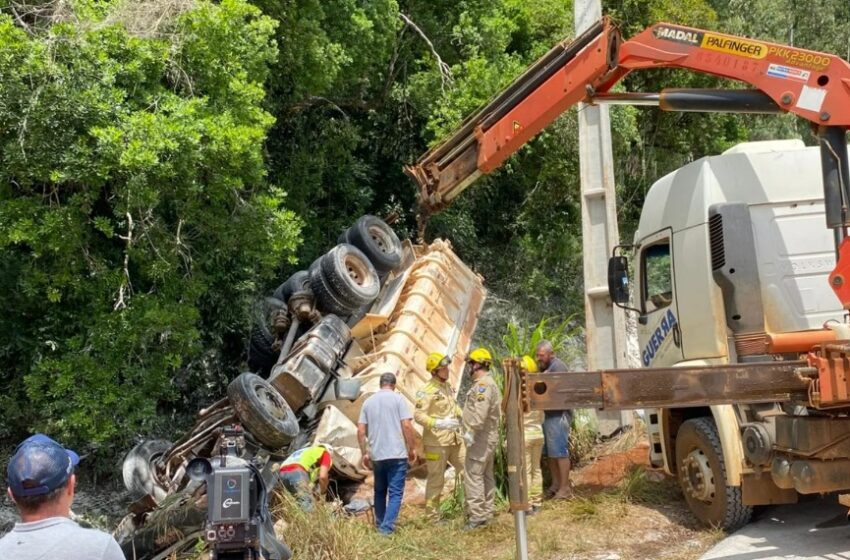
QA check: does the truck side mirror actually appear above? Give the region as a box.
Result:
[607,256,630,305]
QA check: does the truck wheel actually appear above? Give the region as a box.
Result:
[272,270,311,302]
[122,439,172,502]
[320,244,380,305]
[247,297,286,373]
[309,262,357,316]
[255,297,286,342]
[247,327,278,374]
[675,417,752,531]
[346,215,402,273]
[227,372,299,450]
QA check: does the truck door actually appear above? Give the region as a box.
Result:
[638,229,684,367]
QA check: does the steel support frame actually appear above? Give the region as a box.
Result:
[524,361,811,412]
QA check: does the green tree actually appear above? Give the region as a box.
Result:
[0,0,300,457]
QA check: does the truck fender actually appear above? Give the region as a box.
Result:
[710,404,744,486]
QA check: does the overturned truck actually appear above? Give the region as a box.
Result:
[116,215,485,557]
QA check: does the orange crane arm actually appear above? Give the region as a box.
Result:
[406,17,850,213]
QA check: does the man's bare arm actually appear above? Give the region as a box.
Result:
[401,418,417,462]
[318,465,330,495]
[357,422,372,469]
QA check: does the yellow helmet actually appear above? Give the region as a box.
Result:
[467,347,492,365]
[426,352,450,372]
[521,355,538,373]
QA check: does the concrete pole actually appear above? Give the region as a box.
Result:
[575,0,632,435]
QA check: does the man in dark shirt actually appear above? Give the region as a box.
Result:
[536,340,574,499]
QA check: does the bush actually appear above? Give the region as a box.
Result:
[0,0,300,462]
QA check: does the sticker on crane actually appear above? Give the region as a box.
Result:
[653,25,703,47]
[700,33,767,59]
[766,63,811,82]
[767,46,831,71]
[641,309,678,367]
[796,85,827,113]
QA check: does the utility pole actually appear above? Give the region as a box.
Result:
[575,0,632,435]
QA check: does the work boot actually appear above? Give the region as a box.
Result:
[462,519,488,531]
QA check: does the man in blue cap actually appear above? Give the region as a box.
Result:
[0,433,124,559]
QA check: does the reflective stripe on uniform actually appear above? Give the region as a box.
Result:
[281,446,329,483]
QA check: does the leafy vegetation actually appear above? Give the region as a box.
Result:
[2,0,850,464]
[0,0,299,458]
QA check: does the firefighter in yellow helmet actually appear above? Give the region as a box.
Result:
[461,347,502,530]
[414,352,465,517]
[520,355,544,513]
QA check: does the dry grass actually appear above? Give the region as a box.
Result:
[266,465,723,560]
[177,432,722,560]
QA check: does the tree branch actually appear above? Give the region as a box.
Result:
[398,13,453,93]
[115,211,134,311]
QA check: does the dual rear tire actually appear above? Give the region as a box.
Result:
[675,417,752,531]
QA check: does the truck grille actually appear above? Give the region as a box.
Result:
[709,213,725,270]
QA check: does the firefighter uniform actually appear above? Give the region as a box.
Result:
[524,409,545,507]
[414,378,465,513]
[462,373,502,525]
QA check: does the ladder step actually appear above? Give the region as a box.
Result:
[586,286,609,299]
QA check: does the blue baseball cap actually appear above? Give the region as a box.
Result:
[7,434,80,497]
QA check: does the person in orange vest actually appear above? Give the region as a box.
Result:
[279,443,333,512]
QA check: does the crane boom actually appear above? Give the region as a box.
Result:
[406,16,850,309]
[406,17,850,211]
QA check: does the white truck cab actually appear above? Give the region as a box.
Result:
[626,139,845,529]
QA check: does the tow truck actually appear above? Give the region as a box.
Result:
[407,17,850,530]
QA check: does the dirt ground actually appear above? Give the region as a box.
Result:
[281,434,724,560]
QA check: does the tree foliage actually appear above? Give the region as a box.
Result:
[0,0,299,457]
[3,0,850,460]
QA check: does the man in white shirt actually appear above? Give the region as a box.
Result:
[0,434,124,560]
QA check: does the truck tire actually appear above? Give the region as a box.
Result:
[272,270,310,302]
[247,327,278,374]
[227,372,299,450]
[675,417,752,531]
[345,215,402,273]
[255,297,286,342]
[247,297,286,373]
[122,439,172,502]
[319,244,380,305]
[309,263,357,317]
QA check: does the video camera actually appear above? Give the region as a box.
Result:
[187,425,290,560]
